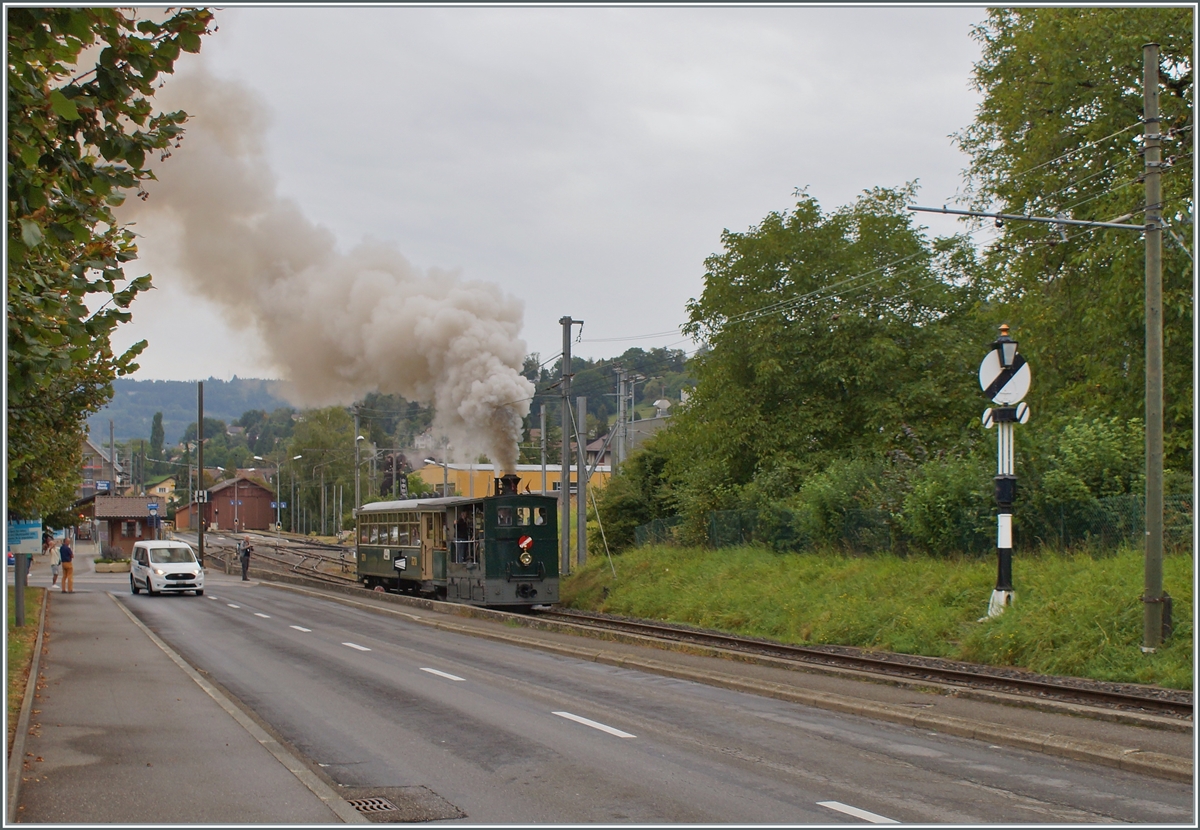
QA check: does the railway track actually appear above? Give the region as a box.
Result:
[199,535,359,588]
[538,609,1194,721]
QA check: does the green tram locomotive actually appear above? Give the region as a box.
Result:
[354,473,559,608]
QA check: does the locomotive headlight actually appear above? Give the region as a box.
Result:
[519,550,533,567]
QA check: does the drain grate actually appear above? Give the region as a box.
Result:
[347,797,399,814]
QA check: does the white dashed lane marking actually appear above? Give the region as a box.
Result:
[290,625,312,632]
[553,711,636,738]
[817,801,898,824]
[420,667,465,681]
[342,642,371,652]
[227,604,240,608]
[254,613,270,618]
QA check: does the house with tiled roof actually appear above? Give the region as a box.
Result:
[79,436,127,500]
[75,494,164,558]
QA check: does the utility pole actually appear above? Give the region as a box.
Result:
[1142,42,1167,652]
[559,316,581,575]
[540,404,547,494]
[616,369,627,465]
[197,382,205,567]
[354,406,361,510]
[576,395,588,568]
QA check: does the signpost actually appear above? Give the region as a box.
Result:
[979,325,1030,618]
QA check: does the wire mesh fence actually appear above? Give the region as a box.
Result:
[634,493,1193,555]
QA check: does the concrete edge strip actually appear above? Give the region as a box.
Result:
[261,582,1193,783]
[6,587,49,825]
[107,593,368,824]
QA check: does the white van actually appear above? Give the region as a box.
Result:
[130,540,204,596]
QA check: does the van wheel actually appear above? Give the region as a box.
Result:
[194,589,204,596]
[130,575,140,595]
[146,579,156,596]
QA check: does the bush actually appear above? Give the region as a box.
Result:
[899,454,993,555]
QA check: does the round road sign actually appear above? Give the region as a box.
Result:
[979,349,1031,405]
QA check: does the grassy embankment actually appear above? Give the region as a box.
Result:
[7,586,45,756]
[561,543,1193,690]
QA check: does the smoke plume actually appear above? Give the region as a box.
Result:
[125,71,534,470]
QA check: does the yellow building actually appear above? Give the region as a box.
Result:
[413,463,610,503]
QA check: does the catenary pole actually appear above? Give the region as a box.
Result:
[540,404,547,494]
[197,381,205,567]
[1142,42,1166,651]
[560,316,573,576]
[576,395,587,568]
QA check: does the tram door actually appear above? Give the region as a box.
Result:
[421,512,438,580]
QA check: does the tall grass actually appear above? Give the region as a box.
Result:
[560,543,1193,690]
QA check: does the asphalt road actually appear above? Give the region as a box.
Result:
[117,577,1194,825]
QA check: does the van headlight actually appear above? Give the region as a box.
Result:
[153,568,165,575]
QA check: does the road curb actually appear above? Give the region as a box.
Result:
[262,581,1194,784]
[109,593,368,824]
[7,587,48,824]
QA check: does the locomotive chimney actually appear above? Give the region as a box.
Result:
[496,473,520,496]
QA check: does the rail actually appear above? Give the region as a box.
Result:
[537,609,1194,720]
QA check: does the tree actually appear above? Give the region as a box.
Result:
[660,187,985,525]
[149,411,165,474]
[6,8,213,518]
[955,7,1193,471]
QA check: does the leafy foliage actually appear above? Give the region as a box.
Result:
[6,8,213,518]
[657,187,985,530]
[955,7,1193,468]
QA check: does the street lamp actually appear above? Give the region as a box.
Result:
[355,435,366,511]
[993,324,1018,368]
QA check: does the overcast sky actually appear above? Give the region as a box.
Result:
[112,4,989,383]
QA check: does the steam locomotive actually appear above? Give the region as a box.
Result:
[354,473,559,608]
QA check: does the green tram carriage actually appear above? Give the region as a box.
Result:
[354,473,559,608]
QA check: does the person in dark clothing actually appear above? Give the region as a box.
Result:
[238,536,253,581]
[59,539,74,593]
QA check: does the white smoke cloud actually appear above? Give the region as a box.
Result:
[124,70,533,470]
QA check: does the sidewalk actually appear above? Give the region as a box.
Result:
[9,544,358,824]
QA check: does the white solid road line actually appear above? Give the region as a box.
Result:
[420,667,465,681]
[817,801,899,824]
[254,612,270,618]
[552,711,636,739]
[290,625,312,632]
[342,642,371,651]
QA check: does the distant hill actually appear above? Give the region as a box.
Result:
[88,377,294,446]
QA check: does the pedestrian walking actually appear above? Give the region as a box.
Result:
[59,538,74,593]
[49,540,61,586]
[238,536,253,581]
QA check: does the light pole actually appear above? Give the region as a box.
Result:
[355,434,365,510]
[290,454,301,534]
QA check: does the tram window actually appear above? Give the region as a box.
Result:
[516,507,531,526]
[497,507,513,526]
[360,526,369,543]
[397,526,410,546]
[369,526,379,544]
[534,508,547,526]
[389,525,399,544]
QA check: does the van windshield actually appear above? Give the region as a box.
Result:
[148,547,197,564]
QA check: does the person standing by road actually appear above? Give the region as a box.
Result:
[238,536,253,581]
[59,538,74,593]
[49,539,61,587]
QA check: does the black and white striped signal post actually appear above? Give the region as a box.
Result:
[979,325,1031,618]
